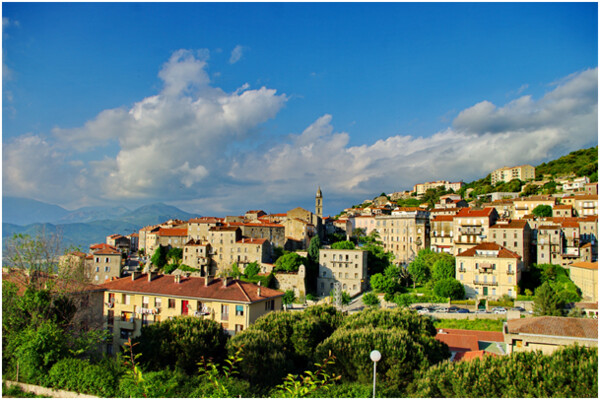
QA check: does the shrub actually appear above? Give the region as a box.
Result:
[433,278,465,300]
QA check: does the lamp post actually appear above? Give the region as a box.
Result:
[370,350,381,398]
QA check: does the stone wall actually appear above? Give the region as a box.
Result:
[273,265,306,298]
[4,381,98,398]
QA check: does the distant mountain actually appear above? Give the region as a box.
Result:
[2,197,71,225]
[2,201,200,251]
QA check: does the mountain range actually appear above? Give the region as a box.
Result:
[2,198,198,250]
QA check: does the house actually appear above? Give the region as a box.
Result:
[376,207,430,264]
[318,248,368,297]
[106,234,131,253]
[568,261,598,302]
[553,204,574,218]
[186,217,224,241]
[435,328,505,361]
[489,219,532,269]
[88,245,122,284]
[452,207,499,256]
[572,194,598,217]
[503,317,598,354]
[99,273,284,354]
[412,180,464,196]
[512,196,556,219]
[456,242,522,300]
[430,215,455,254]
[491,164,535,185]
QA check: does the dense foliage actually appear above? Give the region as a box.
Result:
[408,345,597,398]
[331,240,356,250]
[433,278,465,300]
[274,252,307,272]
[535,146,598,182]
[532,204,553,217]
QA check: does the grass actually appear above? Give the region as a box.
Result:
[433,318,506,332]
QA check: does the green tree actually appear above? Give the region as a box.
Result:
[166,247,183,263]
[532,204,553,217]
[407,249,434,287]
[370,273,400,295]
[151,245,168,269]
[362,292,380,307]
[533,281,563,316]
[283,290,296,306]
[307,236,322,266]
[431,256,456,282]
[243,262,260,278]
[274,252,306,272]
[331,240,355,250]
[135,316,228,373]
[521,183,540,197]
[433,278,465,300]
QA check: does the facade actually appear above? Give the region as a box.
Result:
[99,273,284,353]
[156,228,188,250]
[317,248,368,297]
[349,215,378,236]
[562,176,590,192]
[489,219,532,269]
[106,234,131,253]
[572,195,598,217]
[376,207,430,264]
[452,207,499,256]
[490,164,535,185]
[536,225,564,265]
[182,239,212,275]
[187,217,224,241]
[553,205,574,218]
[512,196,556,219]
[430,215,455,254]
[229,222,286,249]
[413,180,464,196]
[315,187,323,218]
[456,242,522,300]
[89,247,122,284]
[503,317,598,355]
[568,261,598,302]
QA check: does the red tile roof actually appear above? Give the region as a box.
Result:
[431,215,455,222]
[435,332,479,352]
[454,350,498,362]
[237,238,268,245]
[98,274,284,303]
[188,217,223,224]
[490,220,529,229]
[456,242,521,259]
[158,228,188,237]
[436,328,504,343]
[93,248,122,256]
[553,205,573,210]
[90,243,118,251]
[455,207,495,218]
[506,317,598,339]
[569,261,598,270]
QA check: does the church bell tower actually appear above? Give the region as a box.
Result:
[315,186,323,218]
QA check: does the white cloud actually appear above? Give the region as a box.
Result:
[229,45,245,64]
[2,56,597,215]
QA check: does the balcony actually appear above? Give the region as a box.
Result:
[473,280,498,286]
[507,270,515,275]
[458,268,466,273]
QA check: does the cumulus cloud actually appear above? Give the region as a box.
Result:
[2,56,597,214]
[229,45,246,64]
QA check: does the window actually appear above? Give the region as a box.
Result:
[106,344,113,355]
[104,266,111,272]
[168,298,176,308]
[236,305,244,316]
[155,298,162,308]
[142,314,149,326]
[235,324,244,333]
[354,273,358,279]
[221,304,229,320]
[121,311,133,322]
[265,300,275,311]
[123,294,131,305]
[95,266,100,272]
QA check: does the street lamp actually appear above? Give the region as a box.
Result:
[370,350,381,398]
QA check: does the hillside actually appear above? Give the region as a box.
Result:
[535,146,598,181]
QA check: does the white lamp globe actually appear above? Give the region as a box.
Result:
[370,350,381,362]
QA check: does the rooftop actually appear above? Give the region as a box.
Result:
[506,316,598,339]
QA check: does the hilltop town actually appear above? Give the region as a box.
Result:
[3,151,598,397]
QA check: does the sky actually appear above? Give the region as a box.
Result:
[2,2,598,217]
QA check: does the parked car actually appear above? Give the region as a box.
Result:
[457,308,470,313]
[436,307,449,313]
[492,307,507,314]
[510,306,526,312]
[417,309,429,315]
[411,305,423,311]
[448,306,459,312]
[475,309,489,314]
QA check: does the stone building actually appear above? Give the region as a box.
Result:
[318,248,368,297]
[376,207,430,265]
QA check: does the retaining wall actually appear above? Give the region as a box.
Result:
[4,380,98,398]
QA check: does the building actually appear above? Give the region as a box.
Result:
[452,207,499,256]
[562,176,590,192]
[489,219,532,269]
[503,317,598,355]
[88,244,122,284]
[315,186,323,218]
[207,226,272,274]
[228,221,286,249]
[435,328,505,361]
[317,248,368,297]
[413,180,464,196]
[456,242,522,300]
[182,239,212,276]
[553,204,574,218]
[571,195,598,217]
[430,215,455,254]
[490,164,535,185]
[536,224,563,265]
[187,217,224,241]
[99,273,284,353]
[568,261,598,302]
[584,182,598,195]
[106,234,131,253]
[512,196,556,219]
[376,207,430,264]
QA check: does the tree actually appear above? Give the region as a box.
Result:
[431,256,455,282]
[315,308,449,387]
[533,281,563,316]
[361,292,380,307]
[341,291,351,305]
[283,290,296,306]
[166,247,183,263]
[151,245,168,269]
[532,204,553,218]
[274,252,306,272]
[407,249,434,287]
[331,240,355,250]
[243,262,260,278]
[307,236,321,266]
[433,278,465,300]
[135,316,228,373]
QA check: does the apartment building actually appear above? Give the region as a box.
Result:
[512,196,556,219]
[568,261,598,302]
[349,215,378,236]
[572,195,598,217]
[413,180,464,196]
[489,219,532,269]
[536,225,563,265]
[228,222,286,248]
[456,242,522,300]
[430,215,455,254]
[88,246,122,284]
[207,226,272,273]
[99,273,284,353]
[561,176,590,192]
[483,199,515,219]
[187,217,224,241]
[452,207,499,256]
[317,248,368,297]
[376,207,430,264]
[490,164,535,185]
[106,234,131,253]
[553,204,574,218]
[182,239,212,275]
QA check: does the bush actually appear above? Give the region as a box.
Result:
[433,278,465,300]
[362,292,380,307]
[331,240,356,250]
[47,357,120,397]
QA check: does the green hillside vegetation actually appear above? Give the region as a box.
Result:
[535,146,598,182]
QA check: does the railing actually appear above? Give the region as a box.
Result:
[458,268,466,273]
[473,281,498,286]
[507,271,515,275]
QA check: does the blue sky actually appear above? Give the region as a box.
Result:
[2,2,598,217]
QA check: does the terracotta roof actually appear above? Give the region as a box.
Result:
[580,215,598,222]
[209,226,240,232]
[435,332,479,352]
[93,248,122,256]
[455,207,495,218]
[454,350,498,362]
[90,243,118,251]
[573,194,598,200]
[237,238,267,245]
[66,251,88,258]
[239,222,284,228]
[431,215,455,222]
[538,225,561,230]
[574,302,598,310]
[393,207,423,212]
[188,217,223,224]
[490,220,528,229]
[158,228,188,237]
[98,274,284,303]
[569,261,598,270]
[437,328,504,343]
[456,242,521,259]
[553,205,573,210]
[506,317,598,339]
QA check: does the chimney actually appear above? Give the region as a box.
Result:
[223,276,232,288]
[131,271,139,281]
[205,275,214,286]
[148,271,157,282]
[174,274,181,284]
[257,280,262,297]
